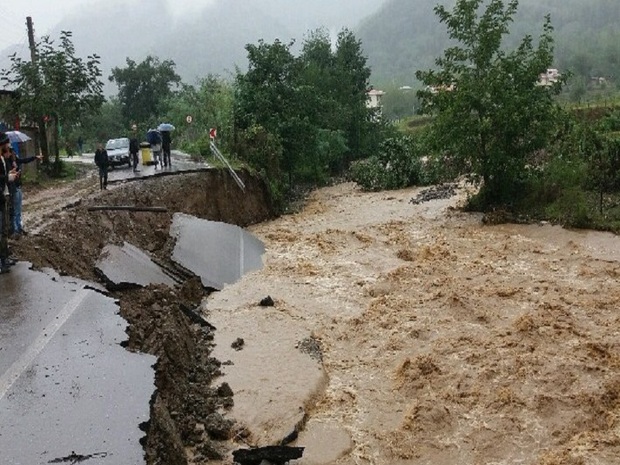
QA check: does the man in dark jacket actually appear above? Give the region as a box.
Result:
[129,136,140,172]
[94,143,109,190]
[0,132,18,272]
[161,131,171,167]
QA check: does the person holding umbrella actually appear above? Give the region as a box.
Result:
[157,123,175,168]
[147,129,163,168]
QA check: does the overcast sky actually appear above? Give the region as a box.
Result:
[1,0,214,52]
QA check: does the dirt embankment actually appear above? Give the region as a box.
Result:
[13,169,274,464]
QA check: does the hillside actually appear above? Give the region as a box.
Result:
[357,0,620,89]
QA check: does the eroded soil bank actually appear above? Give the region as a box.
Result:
[13,169,273,464]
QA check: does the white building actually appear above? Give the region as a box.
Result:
[538,68,561,87]
[366,89,385,109]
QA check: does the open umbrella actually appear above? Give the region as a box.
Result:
[146,129,162,144]
[157,123,175,132]
[5,130,31,143]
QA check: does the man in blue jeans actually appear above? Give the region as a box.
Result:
[9,147,42,237]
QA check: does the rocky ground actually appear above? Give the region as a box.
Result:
[12,167,620,465]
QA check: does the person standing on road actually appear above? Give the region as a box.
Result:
[129,135,140,173]
[0,132,18,273]
[94,143,109,190]
[9,147,42,237]
[161,130,171,167]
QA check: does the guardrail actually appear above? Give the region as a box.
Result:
[209,141,246,191]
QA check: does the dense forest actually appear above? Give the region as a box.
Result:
[358,0,620,99]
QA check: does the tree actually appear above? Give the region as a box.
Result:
[109,55,181,127]
[164,76,235,154]
[234,30,374,193]
[332,29,372,161]
[1,31,104,165]
[78,98,126,144]
[416,0,564,205]
[234,38,300,184]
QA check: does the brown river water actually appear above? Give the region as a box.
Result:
[205,182,620,465]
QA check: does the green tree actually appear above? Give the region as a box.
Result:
[109,55,181,127]
[78,98,126,145]
[1,31,104,165]
[234,30,374,194]
[165,76,234,155]
[332,29,373,161]
[234,38,300,184]
[416,0,564,205]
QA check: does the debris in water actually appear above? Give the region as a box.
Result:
[410,183,457,205]
[232,445,304,465]
[231,338,245,351]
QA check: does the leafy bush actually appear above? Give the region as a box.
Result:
[544,187,590,227]
[350,135,423,191]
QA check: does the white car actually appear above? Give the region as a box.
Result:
[105,138,131,167]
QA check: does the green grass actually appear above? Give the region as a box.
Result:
[397,115,433,134]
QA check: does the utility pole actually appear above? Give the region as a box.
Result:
[26,16,49,162]
[26,17,36,63]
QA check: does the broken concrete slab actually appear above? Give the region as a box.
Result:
[0,262,156,465]
[95,241,177,290]
[170,213,265,290]
[205,303,327,447]
[233,445,304,465]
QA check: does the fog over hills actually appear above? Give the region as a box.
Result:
[357,0,620,87]
[1,0,384,94]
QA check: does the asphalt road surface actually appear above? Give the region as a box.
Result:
[0,264,155,465]
[66,150,210,183]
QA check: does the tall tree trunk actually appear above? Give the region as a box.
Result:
[52,115,61,176]
[38,117,49,163]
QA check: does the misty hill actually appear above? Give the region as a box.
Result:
[1,0,384,95]
[357,0,620,87]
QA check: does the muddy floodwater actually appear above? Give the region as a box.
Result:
[206,182,620,465]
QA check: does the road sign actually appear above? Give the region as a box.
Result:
[186,115,193,124]
[209,128,217,139]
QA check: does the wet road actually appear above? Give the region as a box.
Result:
[67,150,210,183]
[0,264,155,465]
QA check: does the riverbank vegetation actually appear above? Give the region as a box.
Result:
[350,0,620,233]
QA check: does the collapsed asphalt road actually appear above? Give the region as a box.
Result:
[2,168,275,464]
[0,265,155,465]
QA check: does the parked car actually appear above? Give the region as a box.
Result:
[105,138,131,167]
